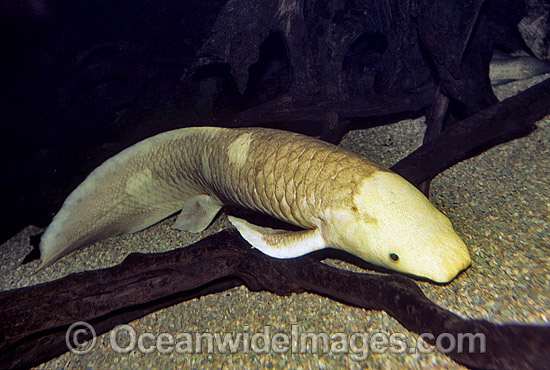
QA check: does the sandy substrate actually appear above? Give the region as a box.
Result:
[1,74,549,369]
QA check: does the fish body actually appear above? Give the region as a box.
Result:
[39,127,471,283]
[490,50,550,85]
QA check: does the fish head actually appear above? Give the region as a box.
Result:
[323,170,471,283]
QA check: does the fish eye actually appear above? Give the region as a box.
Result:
[389,253,399,262]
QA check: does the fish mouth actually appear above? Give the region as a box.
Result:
[424,256,472,284]
[429,267,468,284]
[425,236,472,283]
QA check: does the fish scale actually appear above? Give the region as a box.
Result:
[224,129,344,227]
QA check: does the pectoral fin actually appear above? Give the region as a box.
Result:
[173,194,222,233]
[227,215,327,258]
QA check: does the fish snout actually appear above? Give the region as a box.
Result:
[423,243,471,283]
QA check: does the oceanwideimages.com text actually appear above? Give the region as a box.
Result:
[66,322,486,361]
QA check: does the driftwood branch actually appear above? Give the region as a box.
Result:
[1,230,548,369]
[391,78,550,185]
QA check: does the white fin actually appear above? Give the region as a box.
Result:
[227,216,327,258]
[173,195,222,233]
